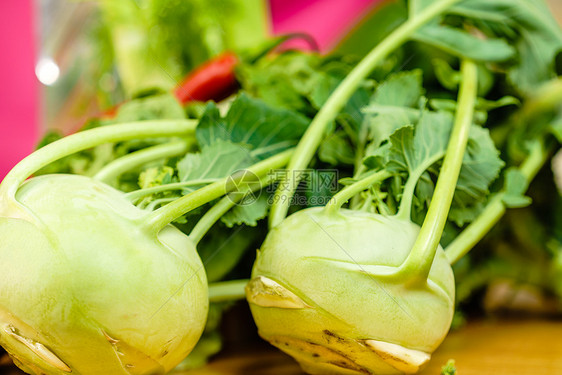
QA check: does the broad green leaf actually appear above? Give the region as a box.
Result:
[371,70,424,107]
[453,126,504,210]
[220,194,269,228]
[177,140,254,190]
[413,25,515,62]
[196,94,309,159]
[385,111,453,175]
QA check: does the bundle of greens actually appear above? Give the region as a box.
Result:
[2,0,562,374]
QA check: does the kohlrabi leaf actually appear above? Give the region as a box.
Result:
[371,69,424,107]
[220,194,269,228]
[177,140,254,189]
[449,0,562,94]
[238,51,371,132]
[413,25,515,62]
[453,126,504,210]
[196,93,309,159]
[237,52,323,114]
[139,166,176,189]
[361,70,425,150]
[502,168,533,208]
[318,131,356,166]
[362,103,503,227]
[384,111,453,176]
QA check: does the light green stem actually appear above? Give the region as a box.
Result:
[397,60,477,283]
[143,149,294,233]
[0,120,197,201]
[268,0,460,228]
[190,174,276,245]
[126,179,220,202]
[208,280,249,303]
[94,141,192,185]
[324,170,392,215]
[395,152,446,221]
[445,140,550,264]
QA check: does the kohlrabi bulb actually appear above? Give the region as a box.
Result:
[247,207,455,375]
[0,174,208,375]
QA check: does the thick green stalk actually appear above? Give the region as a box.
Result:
[143,149,294,233]
[125,179,220,202]
[190,174,276,245]
[268,0,461,228]
[397,60,477,283]
[94,141,192,185]
[208,280,249,303]
[324,170,392,215]
[0,120,196,201]
[445,140,550,264]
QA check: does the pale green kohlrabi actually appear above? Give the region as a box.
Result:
[247,207,454,374]
[248,59,479,374]
[0,120,293,375]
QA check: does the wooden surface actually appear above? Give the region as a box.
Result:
[0,319,561,374]
[182,319,562,375]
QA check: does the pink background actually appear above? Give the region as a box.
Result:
[0,0,38,179]
[270,0,380,51]
[0,0,380,179]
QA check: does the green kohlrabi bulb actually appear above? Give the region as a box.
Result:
[247,207,455,375]
[0,174,208,375]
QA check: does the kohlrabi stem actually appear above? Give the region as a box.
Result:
[397,60,477,283]
[125,179,221,202]
[350,119,371,209]
[190,174,276,245]
[144,149,294,233]
[0,120,197,200]
[324,170,392,215]
[208,280,249,303]
[94,141,193,185]
[395,153,446,221]
[445,139,550,264]
[268,0,460,228]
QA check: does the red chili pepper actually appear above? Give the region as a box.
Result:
[174,51,240,104]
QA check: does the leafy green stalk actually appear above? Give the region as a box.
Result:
[144,149,294,233]
[94,141,192,185]
[397,60,477,283]
[268,0,461,228]
[324,170,392,215]
[445,139,551,264]
[0,120,197,207]
[125,179,220,202]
